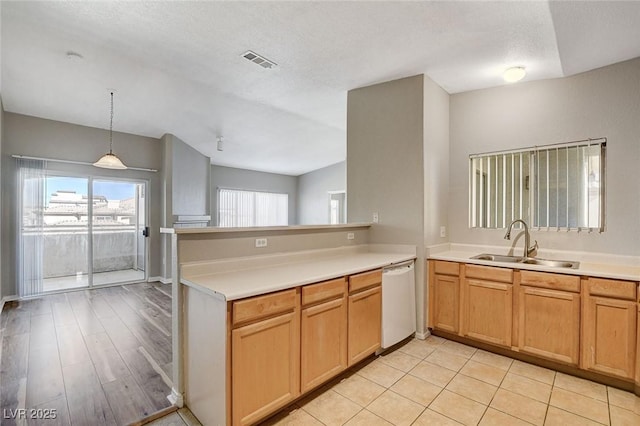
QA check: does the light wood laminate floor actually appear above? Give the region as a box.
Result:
[257,335,640,426]
[0,282,173,426]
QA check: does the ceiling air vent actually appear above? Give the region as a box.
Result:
[242,50,277,69]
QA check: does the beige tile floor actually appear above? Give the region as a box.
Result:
[259,335,640,426]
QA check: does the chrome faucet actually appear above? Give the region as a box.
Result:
[504,219,538,258]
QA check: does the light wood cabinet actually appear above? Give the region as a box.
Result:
[462,264,513,347]
[518,285,581,365]
[636,302,640,389]
[347,270,382,366]
[229,270,382,425]
[231,290,300,426]
[300,278,348,393]
[428,260,460,333]
[582,277,637,379]
[427,259,640,393]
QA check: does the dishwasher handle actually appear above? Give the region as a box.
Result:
[383,260,415,275]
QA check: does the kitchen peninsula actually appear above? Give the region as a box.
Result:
[161,224,417,425]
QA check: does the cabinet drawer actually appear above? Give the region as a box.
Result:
[587,277,637,300]
[465,264,513,283]
[349,270,382,293]
[520,270,580,293]
[302,278,346,306]
[233,289,297,326]
[434,260,459,276]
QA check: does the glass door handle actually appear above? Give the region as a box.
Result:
[142,227,150,237]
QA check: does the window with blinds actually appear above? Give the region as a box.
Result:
[218,189,288,227]
[469,139,605,232]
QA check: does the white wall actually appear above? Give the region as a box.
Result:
[1,112,163,297]
[297,161,346,225]
[449,58,640,256]
[211,165,298,225]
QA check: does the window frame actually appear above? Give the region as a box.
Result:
[468,138,606,232]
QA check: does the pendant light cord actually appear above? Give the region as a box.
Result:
[109,91,114,154]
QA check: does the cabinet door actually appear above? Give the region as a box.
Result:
[432,274,460,333]
[518,286,580,365]
[348,285,381,366]
[582,296,636,379]
[301,297,348,392]
[231,311,300,426]
[463,279,512,347]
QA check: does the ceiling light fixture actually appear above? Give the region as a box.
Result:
[503,66,526,83]
[217,136,224,152]
[94,91,127,170]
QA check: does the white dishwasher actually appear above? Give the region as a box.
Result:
[381,260,416,349]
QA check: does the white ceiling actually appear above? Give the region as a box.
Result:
[2,1,640,176]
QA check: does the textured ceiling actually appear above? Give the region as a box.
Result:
[2,1,640,175]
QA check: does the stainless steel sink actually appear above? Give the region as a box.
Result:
[471,253,580,269]
[520,258,580,269]
[471,253,523,263]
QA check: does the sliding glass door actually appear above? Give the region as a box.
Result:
[41,176,91,292]
[20,168,148,295]
[91,179,146,286]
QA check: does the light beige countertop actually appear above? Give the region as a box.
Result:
[428,243,640,282]
[180,244,416,301]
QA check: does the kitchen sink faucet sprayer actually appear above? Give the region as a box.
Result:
[504,219,538,258]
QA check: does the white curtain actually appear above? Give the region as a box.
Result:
[17,158,46,297]
[218,189,288,227]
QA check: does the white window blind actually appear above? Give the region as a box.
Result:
[218,189,288,227]
[469,138,605,232]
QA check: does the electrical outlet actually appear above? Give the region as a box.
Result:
[347,232,355,240]
[440,226,446,238]
[255,238,268,248]
[372,212,379,223]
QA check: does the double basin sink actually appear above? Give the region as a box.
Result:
[471,253,580,269]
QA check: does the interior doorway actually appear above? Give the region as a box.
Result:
[329,191,347,224]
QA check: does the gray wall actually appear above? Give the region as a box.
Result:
[449,57,640,256]
[211,165,298,225]
[160,133,211,280]
[297,161,346,225]
[172,135,210,217]
[347,74,427,333]
[1,112,163,297]
[0,101,3,299]
[423,76,450,247]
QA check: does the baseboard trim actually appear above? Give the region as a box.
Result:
[167,388,184,408]
[415,330,430,340]
[149,276,172,285]
[0,295,19,313]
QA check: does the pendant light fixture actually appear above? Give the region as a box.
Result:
[94,91,127,169]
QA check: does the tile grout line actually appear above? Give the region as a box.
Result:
[410,340,460,425]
